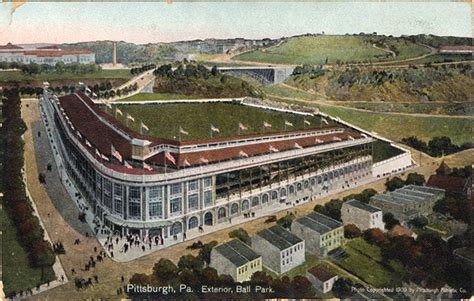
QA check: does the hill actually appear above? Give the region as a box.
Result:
[233,35,431,65]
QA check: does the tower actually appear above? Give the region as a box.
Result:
[112,42,117,66]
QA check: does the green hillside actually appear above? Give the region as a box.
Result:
[234,35,430,65]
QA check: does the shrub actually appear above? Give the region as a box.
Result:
[344,224,362,239]
[228,228,251,245]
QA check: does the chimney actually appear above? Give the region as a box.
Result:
[113,42,117,66]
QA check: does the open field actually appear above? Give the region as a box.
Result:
[0,70,132,81]
[318,105,472,145]
[105,102,335,141]
[115,93,203,102]
[234,36,429,65]
[337,238,404,288]
[381,53,473,66]
[337,101,474,116]
[441,149,474,167]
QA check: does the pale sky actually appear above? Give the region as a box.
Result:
[0,2,471,45]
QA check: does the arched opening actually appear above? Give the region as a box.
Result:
[251,196,260,207]
[188,216,199,230]
[271,190,278,201]
[204,212,213,226]
[242,199,250,211]
[297,182,303,191]
[170,222,182,235]
[289,185,295,194]
[262,194,269,204]
[231,203,239,215]
[280,188,287,197]
[217,207,226,219]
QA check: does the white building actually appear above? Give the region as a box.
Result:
[341,199,384,231]
[306,265,338,293]
[0,43,95,65]
[251,225,305,275]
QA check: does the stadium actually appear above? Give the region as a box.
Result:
[39,90,413,240]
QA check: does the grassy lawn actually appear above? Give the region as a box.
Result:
[263,84,318,101]
[234,36,427,65]
[104,102,336,141]
[337,238,404,288]
[372,140,404,163]
[0,200,56,297]
[318,104,472,145]
[0,69,132,81]
[337,101,474,116]
[384,54,474,65]
[115,93,203,102]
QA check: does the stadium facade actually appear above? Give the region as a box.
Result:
[39,91,412,239]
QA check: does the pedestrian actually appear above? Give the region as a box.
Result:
[61,275,65,282]
[71,268,75,275]
[94,275,98,283]
[110,251,114,258]
[94,246,97,253]
[121,275,125,283]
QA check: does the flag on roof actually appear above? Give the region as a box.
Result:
[332,136,342,142]
[101,154,109,161]
[115,107,123,116]
[183,159,191,167]
[321,118,329,125]
[70,124,75,131]
[165,152,176,165]
[348,135,355,140]
[304,119,311,126]
[105,102,112,109]
[85,139,92,148]
[361,133,368,138]
[294,142,303,149]
[124,161,133,169]
[285,120,293,127]
[179,126,189,135]
[95,148,101,157]
[239,150,249,157]
[126,113,135,122]
[263,121,272,128]
[269,145,279,153]
[199,157,209,164]
[111,144,123,162]
[76,131,82,139]
[238,122,248,131]
[143,162,153,171]
[210,124,220,133]
[315,138,324,143]
[140,122,149,132]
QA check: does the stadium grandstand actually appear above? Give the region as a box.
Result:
[39,89,413,240]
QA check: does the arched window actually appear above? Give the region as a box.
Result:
[251,197,260,207]
[242,200,249,211]
[171,222,182,235]
[297,183,303,191]
[280,188,287,197]
[304,180,309,189]
[288,185,295,194]
[271,190,278,200]
[262,194,269,204]
[204,212,213,225]
[218,207,226,219]
[310,178,316,186]
[231,203,239,215]
[188,216,199,229]
[334,171,339,178]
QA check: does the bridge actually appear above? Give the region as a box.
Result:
[216,66,295,85]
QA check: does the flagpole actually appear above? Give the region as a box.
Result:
[210,124,213,139]
[237,122,240,136]
[164,151,167,174]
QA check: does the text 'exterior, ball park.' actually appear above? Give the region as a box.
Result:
[39,89,413,247]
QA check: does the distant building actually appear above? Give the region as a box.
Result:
[251,225,305,275]
[389,225,416,239]
[438,45,474,54]
[291,212,344,257]
[210,239,262,282]
[0,43,95,65]
[341,199,384,231]
[306,265,338,293]
[369,185,444,224]
[427,162,470,199]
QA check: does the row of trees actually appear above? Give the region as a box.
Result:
[130,64,156,75]
[128,240,316,298]
[90,82,138,100]
[0,61,101,75]
[1,89,56,293]
[401,136,472,157]
[154,62,217,79]
[292,65,326,77]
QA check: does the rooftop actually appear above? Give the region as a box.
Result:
[426,175,468,193]
[370,185,444,207]
[214,239,260,267]
[345,199,381,213]
[255,225,302,251]
[307,265,337,282]
[295,212,342,234]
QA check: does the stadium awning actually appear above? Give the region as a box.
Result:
[105,214,172,229]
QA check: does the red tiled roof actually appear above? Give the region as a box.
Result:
[0,42,23,50]
[426,175,468,193]
[390,225,413,237]
[23,50,94,57]
[436,161,451,175]
[307,266,337,282]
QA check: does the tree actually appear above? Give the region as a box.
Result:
[344,224,362,239]
[409,216,428,228]
[152,258,178,282]
[30,240,56,280]
[211,66,219,76]
[290,276,313,297]
[178,255,204,273]
[198,240,218,264]
[363,228,386,246]
[382,212,400,230]
[332,278,355,299]
[228,228,251,245]
[276,213,295,229]
[405,173,425,186]
[385,177,404,191]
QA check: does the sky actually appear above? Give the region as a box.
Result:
[0,2,471,45]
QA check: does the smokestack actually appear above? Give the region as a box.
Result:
[113,42,117,66]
